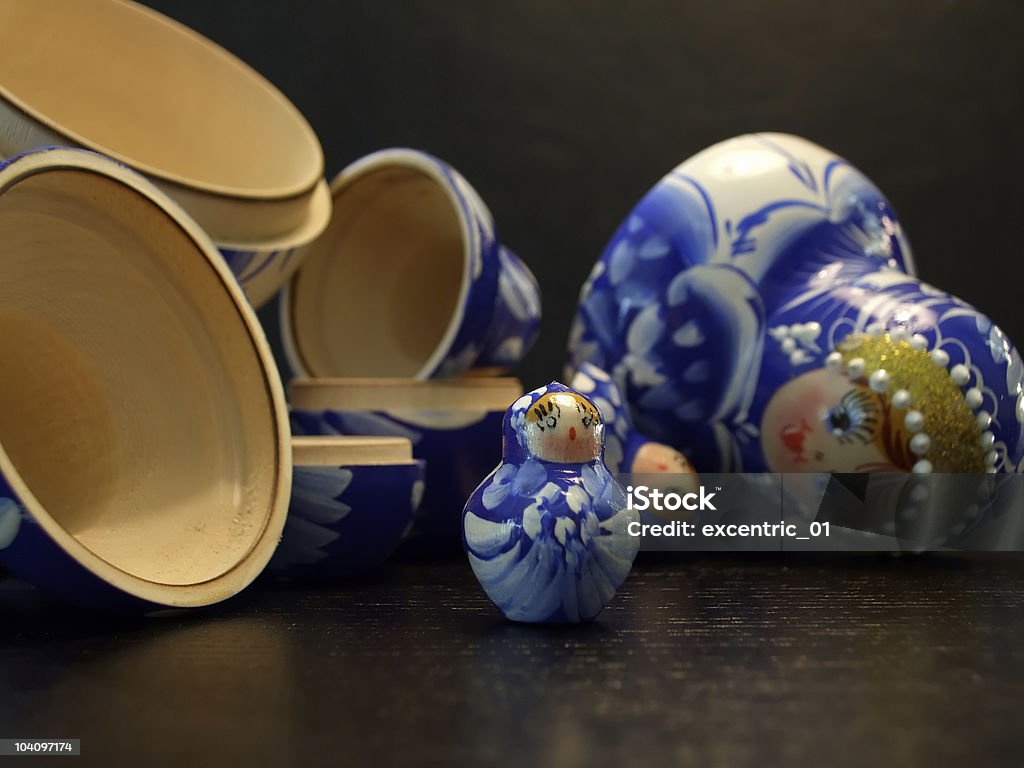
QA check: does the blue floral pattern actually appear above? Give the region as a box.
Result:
[0,496,22,550]
[291,405,506,555]
[432,155,541,376]
[567,133,1024,474]
[0,470,154,612]
[268,461,424,581]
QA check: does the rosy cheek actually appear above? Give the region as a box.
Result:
[782,394,823,429]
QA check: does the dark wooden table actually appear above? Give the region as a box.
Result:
[2,554,1022,767]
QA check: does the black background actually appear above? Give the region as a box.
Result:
[139,0,1024,387]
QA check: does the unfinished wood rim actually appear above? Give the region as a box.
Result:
[292,436,415,467]
[289,378,524,412]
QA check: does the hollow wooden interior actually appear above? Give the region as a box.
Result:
[0,165,284,592]
[289,166,467,377]
[0,0,321,198]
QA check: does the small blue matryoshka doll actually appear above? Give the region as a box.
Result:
[462,381,641,623]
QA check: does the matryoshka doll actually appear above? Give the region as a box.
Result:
[568,133,1024,476]
[762,326,1001,474]
[462,382,640,623]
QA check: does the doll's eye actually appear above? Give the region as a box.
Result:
[547,402,561,429]
[825,388,879,445]
[577,402,598,428]
[534,402,561,431]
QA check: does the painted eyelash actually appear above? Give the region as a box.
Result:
[533,401,561,431]
[826,389,880,445]
[575,401,600,429]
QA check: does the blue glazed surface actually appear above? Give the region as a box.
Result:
[568,133,1024,474]
[420,154,542,377]
[461,382,640,624]
[290,408,505,555]
[569,362,695,476]
[220,247,298,307]
[267,460,425,581]
[0,474,156,613]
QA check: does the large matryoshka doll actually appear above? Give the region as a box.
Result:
[568,133,1024,476]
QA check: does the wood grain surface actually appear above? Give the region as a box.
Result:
[2,554,1022,767]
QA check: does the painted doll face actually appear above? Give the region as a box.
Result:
[524,392,603,463]
[761,368,900,473]
[632,442,700,521]
[632,442,696,477]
